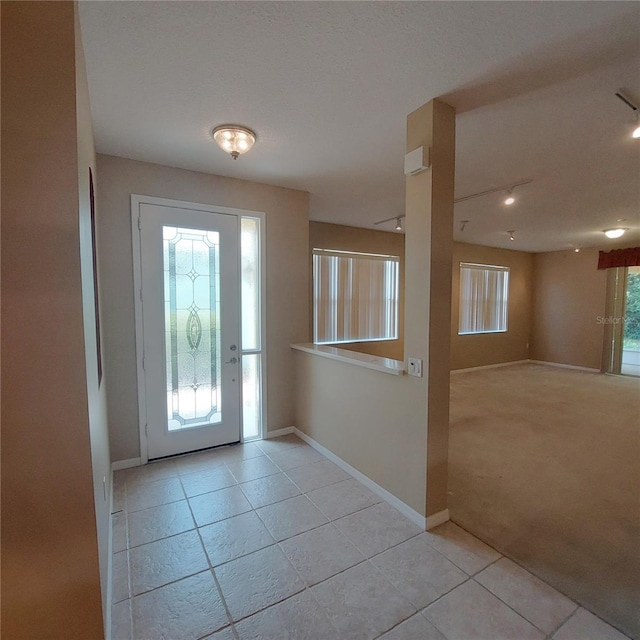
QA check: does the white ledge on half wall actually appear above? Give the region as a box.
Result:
[291,342,405,376]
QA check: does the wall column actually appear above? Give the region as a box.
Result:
[404,99,455,520]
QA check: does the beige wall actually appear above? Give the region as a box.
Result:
[1,3,105,637]
[294,353,427,514]
[75,6,112,627]
[309,221,404,360]
[96,154,310,461]
[451,242,534,370]
[531,247,606,369]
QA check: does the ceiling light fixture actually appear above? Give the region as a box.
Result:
[508,230,515,241]
[395,218,403,231]
[614,90,640,139]
[211,125,256,159]
[604,228,627,239]
[454,179,533,206]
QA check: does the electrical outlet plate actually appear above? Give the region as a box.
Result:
[408,357,423,377]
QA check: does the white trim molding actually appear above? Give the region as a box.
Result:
[292,428,428,529]
[426,509,450,530]
[528,359,600,373]
[111,457,142,472]
[265,427,296,439]
[450,359,529,375]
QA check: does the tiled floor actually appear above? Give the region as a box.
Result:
[111,435,630,640]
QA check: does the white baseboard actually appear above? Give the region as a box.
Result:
[265,427,295,439]
[292,427,427,530]
[426,508,450,530]
[451,360,529,374]
[111,457,142,471]
[528,359,600,373]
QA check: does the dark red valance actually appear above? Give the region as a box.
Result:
[597,247,640,270]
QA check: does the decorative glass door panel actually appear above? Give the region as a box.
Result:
[140,205,240,459]
[164,226,222,430]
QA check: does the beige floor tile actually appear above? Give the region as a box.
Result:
[285,460,350,493]
[226,456,280,483]
[120,459,178,487]
[113,480,126,512]
[371,534,468,609]
[112,550,130,604]
[180,466,236,498]
[255,434,306,454]
[200,511,274,566]
[127,500,195,548]
[111,598,132,640]
[215,545,305,621]
[334,502,421,558]
[132,571,229,640]
[112,512,128,553]
[311,561,415,640]
[306,478,381,520]
[174,448,229,475]
[423,521,501,575]
[214,441,264,463]
[256,495,327,541]
[267,446,324,471]
[240,472,301,509]
[188,485,252,527]
[552,608,630,640]
[129,530,208,595]
[126,476,185,513]
[235,591,336,640]
[280,522,365,586]
[378,613,446,640]
[476,557,577,634]
[423,580,545,640]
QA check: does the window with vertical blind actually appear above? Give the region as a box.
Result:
[313,249,400,344]
[458,263,509,335]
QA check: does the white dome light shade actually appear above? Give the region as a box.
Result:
[504,194,515,206]
[212,125,256,159]
[604,228,627,239]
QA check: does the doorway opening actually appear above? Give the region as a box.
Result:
[622,266,640,377]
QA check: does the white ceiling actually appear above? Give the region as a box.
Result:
[79,1,640,252]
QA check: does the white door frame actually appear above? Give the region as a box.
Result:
[131,194,267,463]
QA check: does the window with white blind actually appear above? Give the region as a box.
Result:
[313,249,400,344]
[459,263,509,335]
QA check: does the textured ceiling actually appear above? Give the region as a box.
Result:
[79,1,640,252]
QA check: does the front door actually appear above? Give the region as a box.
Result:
[139,204,241,459]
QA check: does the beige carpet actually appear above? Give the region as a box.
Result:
[449,363,640,639]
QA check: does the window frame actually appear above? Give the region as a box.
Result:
[458,262,510,336]
[312,248,400,345]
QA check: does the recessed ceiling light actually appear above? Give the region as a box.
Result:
[212,125,256,159]
[603,228,627,239]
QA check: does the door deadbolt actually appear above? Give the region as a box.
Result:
[229,345,237,351]
[225,357,238,364]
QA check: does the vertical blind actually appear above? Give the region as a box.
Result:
[459,263,509,334]
[313,249,400,344]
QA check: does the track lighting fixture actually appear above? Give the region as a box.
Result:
[374,214,405,230]
[454,179,532,206]
[614,90,640,140]
[508,230,515,242]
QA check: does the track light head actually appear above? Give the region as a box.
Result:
[508,230,515,241]
[395,218,402,231]
[504,191,515,206]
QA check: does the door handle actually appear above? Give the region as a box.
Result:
[225,357,238,364]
